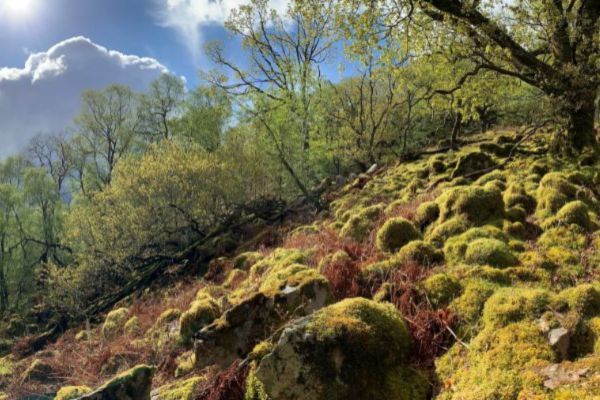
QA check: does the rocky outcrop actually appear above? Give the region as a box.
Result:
[79,365,155,400]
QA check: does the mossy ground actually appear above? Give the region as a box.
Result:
[4,130,600,399]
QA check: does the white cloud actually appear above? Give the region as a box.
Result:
[0,37,170,158]
[154,0,289,59]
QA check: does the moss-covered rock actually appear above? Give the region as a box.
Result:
[421,274,462,308]
[124,316,140,335]
[436,321,555,400]
[79,364,155,400]
[425,216,471,247]
[503,183,536,212]
[375,218,421,253]
[252,298,428,400]
[414,201,439,229]
[152,377,203,400]
[543,200,592,230]
[554,284,600,317]
[55,386,92,400]
[444,226,507,265]
[436,186,504,225]
[535,172,578,219]
[179,291,221,344]
[482,288,550,329]
[233,252,263,271]
[450,151,496,179]
[450,280,498,335]
[340,204,384,241]
[102,307,130,339]
[463,238,518,268]
[396,240,443,266]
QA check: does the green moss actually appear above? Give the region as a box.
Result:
[444,226,507,264]
[55,386,92,400]
[223,268,248,289]
[538,225,587,250]
[154,377,204,400]
[249,248,308,280]
[436,186,504,225]
[554,284,600,317]
[375,218,421,253]
[0,357,13,377]
[258,263,328,298]
[94,364,155,394]
[450,151,496,179]
[450,279,498,335]
[174,351,195,378]
[504,206,527,222]
[426,216,471,248]
[464,238,518,268]
[124,316,140,335]
[436,321,555,400]
[414,201,439,229]
[482,288,550,329]
[245,364,271,400]
[503,183,536,212]
[421,274,462,308]
[396,240,443,266]
[542,200,592,230]
[476,170,507,185]
[179,295,220,343]
[157,308,182,325]
[75,330,90,341]
[535,172,577,219]
[428,156,446,174]
[340,204,384,241]
[233,252,263,271]
[102,307,129,338]
[249,341,274,361]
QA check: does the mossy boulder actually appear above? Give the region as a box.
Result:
[554,284,600,317]
[55,386,92,400]
[482,288,550,329]
[426,216,471,247]
[443,226,507,265]
[152,377,203,400]
[376,218,421,253]
[436,186,504,225]
[450,151,496,179]
[543,200,592,230]
[233,252,263,271]
[436,321,555,400]
[503,183,536,212]
[251,298,428,400]
[535,172,578,219]
[102,307,130,339]
[463,238,518,268]
[179,290,221,344]
[414,201,439,229]
[421,274,462,308]
[396,240,443,266]
[79,364,155,400]
[450,280,498,335]
[340,204,383,241]
[124,316,141,335]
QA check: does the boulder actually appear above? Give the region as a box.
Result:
[79,365,155,400]
[250,298,428,400]
[451,151,496,179]
[548,327,570,360]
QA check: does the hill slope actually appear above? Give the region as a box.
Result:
[3,129,600,399]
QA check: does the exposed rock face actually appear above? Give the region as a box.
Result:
[251,298,428,400]
[79,365,155,400]
[194,278,331,369]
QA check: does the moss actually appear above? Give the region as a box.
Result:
[223,268,248,289]
[375,218,421,253]
[233,252,263,271]
[421,274,462,308]
[428,156,446,174]
[463,238,518,268]
[504,206,527,222]
[179,295,220,343]
[444,226,507,264]
[450,151,496,179]
[55,386,92,400]
[436,186,504,225]
[414,201,439,229]
[450,279,498,335]
[157,308,182,325]
[554,284,600,317]
[503,183,536,212]
[475,170,507,185]
[249,248,308,280]
[538,225,587,250]
[340,204,384,241]
[94,364,155,394]
[396,240,443,266]
[535,172,577,219]
[245,364,271,400]
[174,351,196,378]
[426,216,471,248]
[124,316,140,335]
[102,307,129,338]
[249,341,274,361]
[253,298,428,400]
[436,321,555,400]
[543,200,592,230]
[482,180,506,192]
[154,377,204,400]
[482,288,550,329]
[75,330,90,341]
[258,263,328,298]
[0,356,13,377]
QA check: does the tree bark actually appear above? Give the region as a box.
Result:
[562,90,598,152]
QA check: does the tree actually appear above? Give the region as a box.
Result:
[27,133,73,195]
[346,0,599,151]
[75,84,139,187]
[138,74,186,141]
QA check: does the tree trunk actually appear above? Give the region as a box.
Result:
[556,89,598,153]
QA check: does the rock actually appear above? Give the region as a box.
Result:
[366,163,378,174]
[348,172,357,181]
[79,365,155,400]
[451,151,496,179]
[194,277,331,369]
[251,298,429,400]
[334,175,346,187]
[548,327,570,360]
[540,363,589,390]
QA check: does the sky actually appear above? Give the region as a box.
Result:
[0,0,295,158]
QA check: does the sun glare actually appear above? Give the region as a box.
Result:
[1,0,37,19]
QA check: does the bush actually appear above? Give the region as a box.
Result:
[375,217,421,252]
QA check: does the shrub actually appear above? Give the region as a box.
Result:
[375,218,421,252]
[464,238,518,268]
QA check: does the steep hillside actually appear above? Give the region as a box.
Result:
[2,129,600,399]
